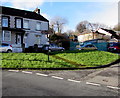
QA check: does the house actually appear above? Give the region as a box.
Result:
[77,29,105,42]
[97,28,120,42]
[78,28,120,51]
[0,6,49,52]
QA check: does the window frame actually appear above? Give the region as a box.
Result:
[36,22,41,31]
[2,16,10,27]
[15,17,23,29]
[2,30,11,41]
[23,19,29,29]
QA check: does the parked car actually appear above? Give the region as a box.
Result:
[108,42,120,52]
[0,43,12,53]
[77,44,97,50]
[42,44,65,52]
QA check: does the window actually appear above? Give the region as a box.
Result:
[2,17,9,27]
[36,22,41,30]
[85,45,94,47]
[24,20,29,29]
[3,30,11,41]
[15,18,22,28]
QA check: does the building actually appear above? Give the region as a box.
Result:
[0,6,49,52]
[77,29,104,42]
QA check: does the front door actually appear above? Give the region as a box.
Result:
[16,34,22,44]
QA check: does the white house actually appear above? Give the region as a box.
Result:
[1,6,49,52]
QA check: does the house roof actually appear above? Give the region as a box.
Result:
[100,28,120,39]
[78,29,105,36]
[1,6,49,22]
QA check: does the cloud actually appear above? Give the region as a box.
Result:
[63,25,75,32]
[1,0,44,10]
[91,3,118,28]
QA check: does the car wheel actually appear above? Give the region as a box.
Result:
[7,50,12,53]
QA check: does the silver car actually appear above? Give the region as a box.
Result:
[0,43,12,53]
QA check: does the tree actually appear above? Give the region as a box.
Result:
[50,16,68,33]
[48,27,55,35]
[76,20,89,33]
[76,20,109,33]
[49,33,70,50]
[113,23,120,31]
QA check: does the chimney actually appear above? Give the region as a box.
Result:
[38,9,40,14]
[33,8,40,14]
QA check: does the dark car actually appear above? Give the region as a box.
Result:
[42,44,65,52]
[108,42,120,52]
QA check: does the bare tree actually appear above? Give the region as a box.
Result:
[76,20,89,33]
[50,16,68,33]
[76,20,109,33]
[113,23,120,31]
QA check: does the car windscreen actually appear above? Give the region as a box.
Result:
[2,43,9,46]
[85,45,95,47]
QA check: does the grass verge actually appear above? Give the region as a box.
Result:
[1,50,119,68]
[53,50,119,67]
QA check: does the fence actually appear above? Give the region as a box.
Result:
[70,41,108,51]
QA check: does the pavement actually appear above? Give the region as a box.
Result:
[85,63,119,87]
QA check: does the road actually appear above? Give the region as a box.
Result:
[2,70,119,97]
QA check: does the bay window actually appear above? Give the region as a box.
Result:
[2,30,11,41]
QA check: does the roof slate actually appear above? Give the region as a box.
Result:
[1,6,49,22]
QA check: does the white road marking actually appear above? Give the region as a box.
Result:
[8,70,19,72]
[68,79,81,83]
[36,73,48,77]
[8,70,120,91]
[107,86,120,90]
[86,82,101,86]
[51,76,64,80]
[22,71,32,74]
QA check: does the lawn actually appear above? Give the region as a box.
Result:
[2,53,75,68]
[53,50,119,67]
[1,50,119,68]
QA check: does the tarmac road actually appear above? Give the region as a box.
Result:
[2,70,119,97]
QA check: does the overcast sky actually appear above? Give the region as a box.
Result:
[1,0,119,32]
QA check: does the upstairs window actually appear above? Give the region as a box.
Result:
[36,22,41,30]
[15,18,22,28]
[24,20,29,29]
[2,16,9,27]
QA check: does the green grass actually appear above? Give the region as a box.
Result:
[54,50,119,67]
[1,50,119,68]
[2,53,76,68]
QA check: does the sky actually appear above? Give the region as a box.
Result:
[0,0,119,32]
